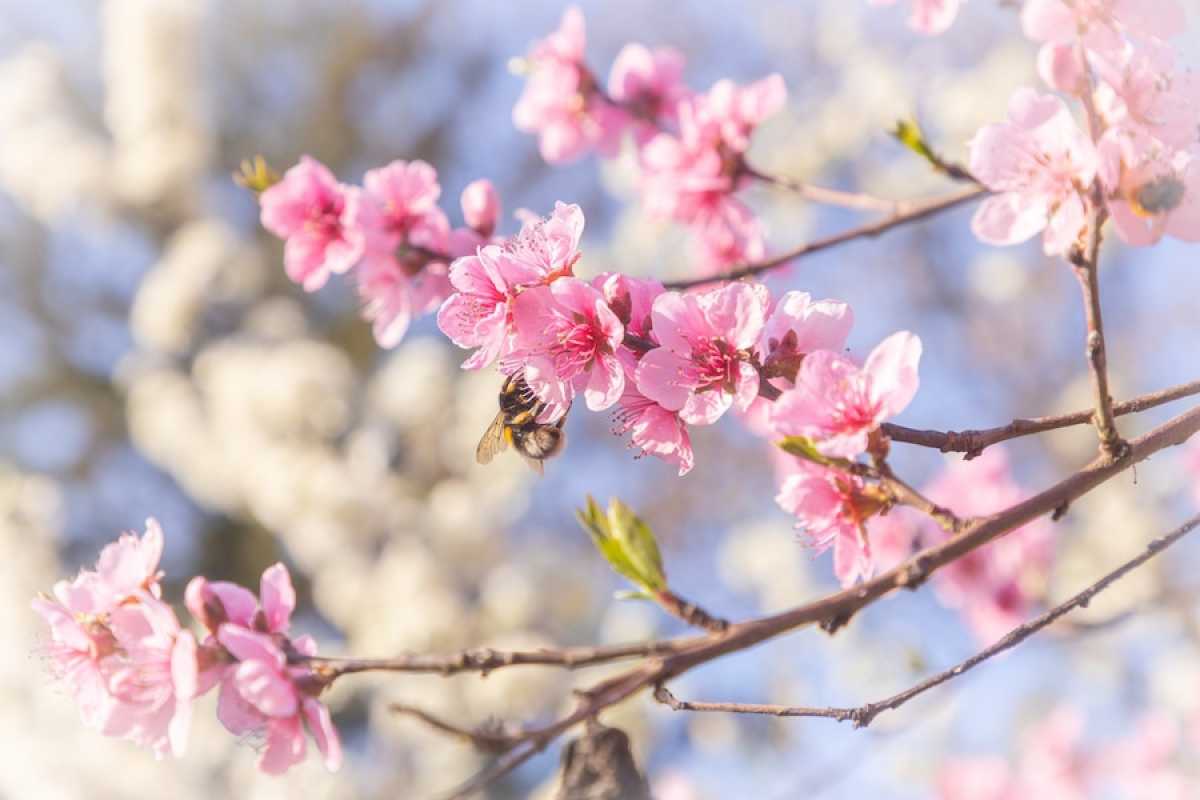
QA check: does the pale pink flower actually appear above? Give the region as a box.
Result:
[635,282,769,425]
[755,291,854,380]
[770,331,922,459]
[1037,42,1087,93]
[691,199,766,274]
[215,625,341,775]
[101,594,199,758]
[438,203,584,369]
[775,461,879,586]
[1022,0,1186,60]
[701,74,787,155]
[922,449,1054,645]
[460,179,501,238]
[612,353,694,476]
[260,156,361,291]
[187,562,296,637]
[607,43,690,142]
[32,594,118,729]
[513,7,625,162]
[970,89,1098,256]
[937,757,1015,800]
[1099,134,1200,246]
[591,272,663,340]
[1093,41,1200,151]
[509,277,625,421]
[870,0,963,36]
[1097,714,1192,800]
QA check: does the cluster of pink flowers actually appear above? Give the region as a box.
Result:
[259,155,501,349]
[512,6,787,274]
[33,520,340,775]
[971,0,1199,253]
[939,707,1195,799]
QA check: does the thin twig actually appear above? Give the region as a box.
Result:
[882,378,1200,457]
[654,514,1200,728]
[663,185,988,290]
[389,704,521,754]
[742,164,901,213]
[654,589,730,633]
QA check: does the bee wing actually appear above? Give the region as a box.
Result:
[475,412,511,465]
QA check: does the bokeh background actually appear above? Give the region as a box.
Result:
[3,1,1200,797]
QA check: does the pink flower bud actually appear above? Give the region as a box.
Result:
[461,179,500,236]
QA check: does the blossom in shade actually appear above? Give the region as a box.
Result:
[509,276,625,421]
[512,6,625,162]
[775,461,885,586]
[1098,133,1200,246]
[770,331,922,459]
[921,449,1054,645]
[635,282,768,425]
[259,157,361,291]
[438,203,584,370]
[607,43,690,143]
[969,89,1098,256]
[215,625,341,775]
[869,0,963,36]
[612,353,694,476]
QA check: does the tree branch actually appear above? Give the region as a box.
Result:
[654,513,1200,728]
[742,164,903,213]
[663,185,987,291]
[882,378,1200,457]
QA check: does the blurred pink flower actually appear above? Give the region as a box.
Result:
[260,156,361,291]
[1022,0,1186,60]
[770,331,921,459]
[922,449,1054,645]
[701,74,787,155]
[607,43,690,142]
[510,277,625,421]
[635,282,768,425]
[460,179,501,238]
[1094,41,1200,150]
[969,89,1098,256]
[513,6,625,162]
[1186,439,1200,507]
[775,461,877,586]
[1098,132,1200,247]
[937,756,1014,800]
[870,0,963,36]
[438,203,584,370]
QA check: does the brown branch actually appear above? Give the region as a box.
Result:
[389,704,521,754]
[742,164,902,213]
[663,185,987,290]
[441,403,1200,797]
[653,589,729,633]
[882,378,1200,457]
[304,639,687,679]
[654,514,1200,728]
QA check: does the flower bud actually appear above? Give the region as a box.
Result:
[461,179,500,237]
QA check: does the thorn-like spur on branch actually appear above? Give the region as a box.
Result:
[664,184,987,291]
[655,514,1200,730]
[654,588,730,634]
[882,378,1200,458]
[304,639,687,680]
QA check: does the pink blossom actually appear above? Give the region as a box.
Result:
[937,757,1015,800]
[1022,0,1186,59]
[756,291,854,380]
[32,594,118,729]
[691,199,766,274]
[101,595,199,758]
[215,625,341,774]
[770,332,922,459]
[1099,133,1200,246]
[1037,42,1087,93]
[187,562,296,637]
[607,44,690,143]
[592,272,663,339]
[509,277,625,421]
[921,449,1054,645]
[512,7,625,162]
[438,203,584,369]
[775,461,880,586]
[969,89,1098,256]
[1093,42,1200,150]
[870,0,963,36]
[612,353,694,476]
[635,282,768,425]
[701,74,787,155]
[259,157,361,292]
[460,179,501,238]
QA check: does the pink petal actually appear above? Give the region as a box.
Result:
[302,698,344,772]
[584,352,625,412]
[864,331,922,419]
[971,194,1047,246]
[259,717,307,775]
[634,347,692,412]
[231,659,299,718]
[259,563,295,634]
[217,625,285,669]
[217,676,264,736]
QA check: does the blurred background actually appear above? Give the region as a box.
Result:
[3,1,1200,797]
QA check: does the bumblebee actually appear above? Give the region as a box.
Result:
[476,374,567,473]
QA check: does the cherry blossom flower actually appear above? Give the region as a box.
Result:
[1099,133,1200,246]
[347,160,452,348]
[612,352,694,476]
[259,156,361,291]
[755,291,854,384]
[1093,41,1200,150]
[700,74,787,155]
[869,0,963,36]
[101,595,199,758]
[770,331,921,459]
[512,6,625,162]
[32,593,119,729]
[937,757,1015,800]
[215,625,341,775]
[775,461,887,586]
[592,272,663,340]
[607,43,690,143]
[635,282,769,425]
[438,203,584,369]
[509,276,625,421]
[970,89,1099,256]
[459,178,501,238]
[921,449,1054,645]
[1021,0,1186,61]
